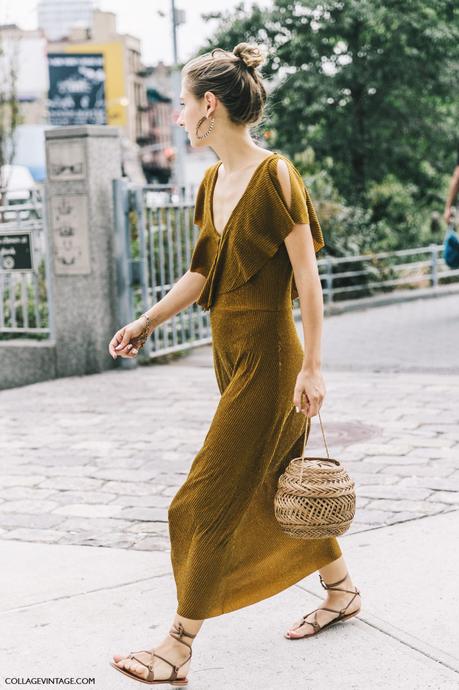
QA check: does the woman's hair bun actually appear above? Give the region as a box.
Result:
[232,42,266,70]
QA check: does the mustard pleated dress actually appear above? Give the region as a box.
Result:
[168,151,342,620]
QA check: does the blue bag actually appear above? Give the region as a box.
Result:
[443,225,459,269]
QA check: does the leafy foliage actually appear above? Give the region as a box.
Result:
[188,0,459,254]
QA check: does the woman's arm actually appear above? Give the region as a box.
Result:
[276,158,325,417]
[109,270,206,359]
[444,164,459,224]
[143,269,206,332]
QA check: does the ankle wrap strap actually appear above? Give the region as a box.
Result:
[168,621,197,650]
[319,572,349,590]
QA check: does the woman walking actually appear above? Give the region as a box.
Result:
[109,43,361,686]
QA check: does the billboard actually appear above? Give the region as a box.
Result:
[48,53,106,126]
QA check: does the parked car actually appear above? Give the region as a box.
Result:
[0,165,41,222]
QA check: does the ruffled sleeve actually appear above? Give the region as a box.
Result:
[264,155,325,302]
[189,165,218,278]
[265,155,325,254]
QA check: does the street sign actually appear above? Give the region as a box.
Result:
[0,230,33,271]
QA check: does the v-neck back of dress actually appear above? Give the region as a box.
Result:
[208,152,279,240]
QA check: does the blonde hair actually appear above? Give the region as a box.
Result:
[182,42,268,127]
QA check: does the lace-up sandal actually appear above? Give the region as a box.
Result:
[285,571,361,640]
[110,621,196,685]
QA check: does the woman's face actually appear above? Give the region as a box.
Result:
[177,82,215,148]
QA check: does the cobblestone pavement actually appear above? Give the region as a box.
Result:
[0,294,458,550]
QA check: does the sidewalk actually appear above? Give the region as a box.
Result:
[1,511,458,688]
[1,294,458,688]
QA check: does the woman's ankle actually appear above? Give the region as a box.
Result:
[323,572,355,593]
[161,634,193,651]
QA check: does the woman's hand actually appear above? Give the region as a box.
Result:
[293,367,325,417]
[108,317,152,359]
[444,206,453,224]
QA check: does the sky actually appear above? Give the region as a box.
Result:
[0,0,262,66]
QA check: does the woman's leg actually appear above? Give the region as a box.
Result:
[285,555,361,638]
[113,612,204,681]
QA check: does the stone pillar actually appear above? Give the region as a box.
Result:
[45,125,122,377]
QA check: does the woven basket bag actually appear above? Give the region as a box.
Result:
[274,410,356,539]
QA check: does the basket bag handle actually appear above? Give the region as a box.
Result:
[299,409,332,483]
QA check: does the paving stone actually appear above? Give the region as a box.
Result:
[0,475,47,487]
[356,486,431,501]
[161,486,181,497]
[362,455,430,465]
[426,492,459,505]
[380,465,457,477]
[390,436,456,448]
[398,476,459,492]
[120,507,169,522]
[58,531,136,549]
[126,522,170,535]
[92,456,147,469]
[51,503,123,518]
[102,481,168,496]
[348,443,414,456]
[154,472,189,482]
[57,517,133,532]
[88,469,158,482]
[37,477,106,491]
[365,499,446,514]
[68,440,116,454]
[44,491,118,505]
[406,447,459,460]
[145,450,197,463]
[27,455,93,468]
[0,467,46,476]
[0,487,56,501]
[419,424,459,434]
[347,523,375,533]
[110,495,172,508]
[131,536,171,551]
[0,499,59,514]
[1,528,65,543]
[353,509,396,524]
[352,474,399,485]
[355,497,371,508]
[32,465,99,478]
[384,511,427,524]
[0,513,66,528]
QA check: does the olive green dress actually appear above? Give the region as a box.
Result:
[168,151,342,620]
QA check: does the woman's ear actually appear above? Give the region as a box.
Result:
[204,91,217,117]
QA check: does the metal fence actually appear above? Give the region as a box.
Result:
[0,188,52,339]
[113,179,211,360]
[115,181,459,359]
[318,244,457,304]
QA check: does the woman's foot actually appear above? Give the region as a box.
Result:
[285,572,361,639]
[112,634,192,682]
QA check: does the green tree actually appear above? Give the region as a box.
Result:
[195,0,459,205]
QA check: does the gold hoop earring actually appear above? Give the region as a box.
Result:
[195,115,215,140]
